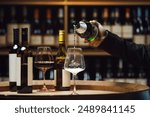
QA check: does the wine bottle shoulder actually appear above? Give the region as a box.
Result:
[9,45,20,53]
[56,52,66,59]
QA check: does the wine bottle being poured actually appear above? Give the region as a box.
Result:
[74,20,98,42]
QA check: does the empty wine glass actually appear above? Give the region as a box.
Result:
[64,48,85,95]
[34,46,54,92]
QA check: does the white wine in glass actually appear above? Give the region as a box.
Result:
[64,48,85,95]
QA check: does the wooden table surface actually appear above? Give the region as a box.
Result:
[0,80,149,100]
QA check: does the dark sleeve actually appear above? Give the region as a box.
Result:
[99,31,150,68]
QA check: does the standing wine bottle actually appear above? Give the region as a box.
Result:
[92,8,98,21]
[125,63,136,83]
[111,8,122,37]
[133,7,145,44]
[17,28,33,93]
[115,58,125,82]
[136,65,147,85]
[102,7,111,31]
[55,30,70,91]
[9,28,20,91]
[43,8,55,46]
[0,8,6,46]
[68,8,76,46]
[105,57,114,82]
[43,8,54,80]
[58,8,64,30]
[74,20,99,42]
[19,6,31,44]
[54,8,64,37]
[122,8,133,41]
[31,8,42,46]
[143,8,150,45]
[81,8,87,21]
[7,6,18,45]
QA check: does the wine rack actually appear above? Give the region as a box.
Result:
[0,0,150,86]
[0,0,150,56]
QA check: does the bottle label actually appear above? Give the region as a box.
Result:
[111,25,122,37]
[146,35,150,45]
[30,35,42,45]
[62,70,70,87]
[9,54,17,82]
[133,35,145,44]
[122,25,133,39]
[103,25,111,31]
[54,69,70,87]
[7,24,18,45]
[0,35,6,46]
[43,35,55,46]
[16,57,21,86]
[28,57,33,86]
[19,24,31,44]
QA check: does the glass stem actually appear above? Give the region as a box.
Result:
[73,74,77,94]
[43,71,46,88]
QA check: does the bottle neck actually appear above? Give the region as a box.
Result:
[70,9,75,19]
[81,9,86,20]
[0,9,4,23]
[59,41,65,46]
[34,9,40,23]
[13,29,19,45]
[10,7,17,23]
[75,21,87,34]
[21,28,28,47]
[58,8,63,19]
[137,7,142,19]
[22,6,28,21]
[93,9,98,20]
[58,30,65,47]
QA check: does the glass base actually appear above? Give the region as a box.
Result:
[38,85,49,92]
[71,91,79,95]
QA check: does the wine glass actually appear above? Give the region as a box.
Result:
[64,48,85,95]
[34,46,54,92]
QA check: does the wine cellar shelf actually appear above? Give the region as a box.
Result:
[0,0,150,5]
[0,0,150,56]
[0,0,150,87]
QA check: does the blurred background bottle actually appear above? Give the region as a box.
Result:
[43,8,55,47]
[19,6,31,44]
[68,8,76,47]
[102,7,111,31]
[30,8,42,46]
[111,8,122,37]
[122,8,133,41]
[133,7,145,44]
[0,8,6,46]
[7,6,18,45]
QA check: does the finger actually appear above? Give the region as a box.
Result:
[89,20,97,23]
[89,20,98,26]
